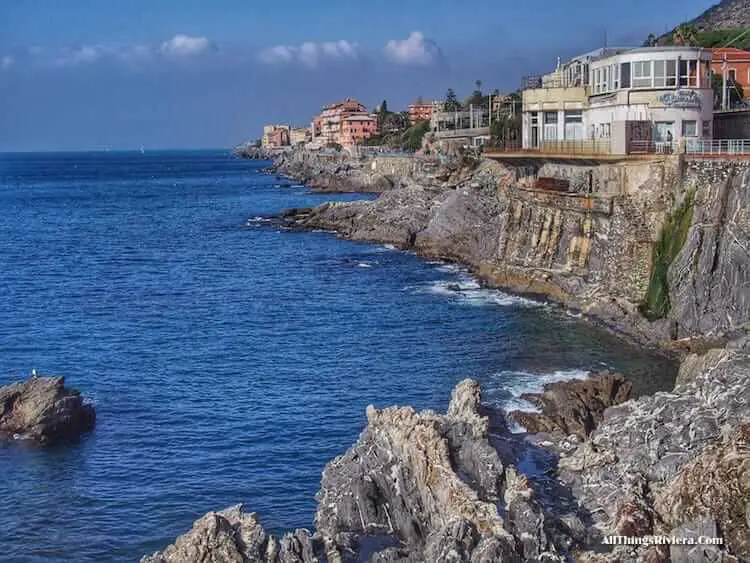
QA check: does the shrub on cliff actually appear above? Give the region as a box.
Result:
[641,190,695,320]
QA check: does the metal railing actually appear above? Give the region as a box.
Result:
[487,139,611,155]
[521,74,585,90]
[684,139,750,156]
[433,127,490,139]
[628,140,677,155]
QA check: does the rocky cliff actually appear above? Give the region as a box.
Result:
[280,154,750,349]
[142,151,750,561]
[684,0,750,32]
[143,365,750,561]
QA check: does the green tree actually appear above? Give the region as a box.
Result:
[673,25,698,46]
[466,80,484,108]
[444,88,461,112]
[400,121,430,152]
[643,33,657,47]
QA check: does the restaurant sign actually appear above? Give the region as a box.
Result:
[659,90,701,109]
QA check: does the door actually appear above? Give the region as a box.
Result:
[654,121,675,153]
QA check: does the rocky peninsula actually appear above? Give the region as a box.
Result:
[145,149,750,562]
[0,375,96,444]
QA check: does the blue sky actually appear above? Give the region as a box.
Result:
[0,0,717,151]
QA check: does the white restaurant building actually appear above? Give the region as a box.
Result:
[521,46,714,154]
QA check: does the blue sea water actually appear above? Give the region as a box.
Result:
[0,151,674,562]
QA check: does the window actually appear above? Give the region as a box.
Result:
[682,120,698,137]
[544,111,559,141]
[729,69,737,83]
[621,62,631,88]
[666,60,677,87]
[632,60,652,88]
[702,120,712,138]
[612,63,620,89]
[653,60,666,87]
[565,111,583,140]
[679,60,698,87]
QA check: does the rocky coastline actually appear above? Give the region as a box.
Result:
[142,149,750,561]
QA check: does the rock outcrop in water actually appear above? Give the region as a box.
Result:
[509,372,633,438]
[0,376,96,444]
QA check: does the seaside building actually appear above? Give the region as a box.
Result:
[408,100,434,124]
[310,98,379,148]
[289,127,312,146]
[520,46,714,155]
[711,48,750,102]
[262,125,290,148]
[430,100,490,149]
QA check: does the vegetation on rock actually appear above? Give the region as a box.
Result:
[641,190,695,319]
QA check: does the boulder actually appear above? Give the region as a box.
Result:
[508,373,633,438]
[0,376,95,444]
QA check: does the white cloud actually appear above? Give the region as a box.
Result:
[384,31,440,66]
[0,55,13,70]
[258,39,360,68]
[54,45,106,66]
[160,34,214,57]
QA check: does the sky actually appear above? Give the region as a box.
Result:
[0,0,719,151]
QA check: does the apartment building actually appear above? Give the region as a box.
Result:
[311,98,379,147]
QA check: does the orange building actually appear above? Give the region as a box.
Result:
[711,48,750,94]
[262,125,290,148]
[408,101,433,124]
[311,98,378,147]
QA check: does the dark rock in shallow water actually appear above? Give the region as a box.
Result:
[0,376,95,444]
[509,372,632,439]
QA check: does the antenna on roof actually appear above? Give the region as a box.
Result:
[604,30,608,48]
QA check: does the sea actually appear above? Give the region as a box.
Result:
[0,150,675,562]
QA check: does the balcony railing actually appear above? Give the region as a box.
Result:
[485,139,614,157]
[521,74,586,90]
[433,126,490,139]
[628,140,677,155]
[684,139,750,156]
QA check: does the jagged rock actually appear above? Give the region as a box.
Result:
[141,505,318,563]
[557,338,750,561]
[315,379,565,562]
[508,373,632,438]
[668,164,750,339]
[654,422,750,560]
[0,376,95,444]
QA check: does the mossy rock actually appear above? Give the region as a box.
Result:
[640,190,695,320]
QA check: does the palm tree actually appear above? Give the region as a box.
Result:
[674,25,698,46]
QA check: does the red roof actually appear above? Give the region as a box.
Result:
[711,47,750,61]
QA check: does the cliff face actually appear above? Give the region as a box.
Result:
[684,0,750,31]
[282,154,750,347]
[669,161,750,338]
[135,151,750,562]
